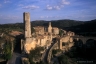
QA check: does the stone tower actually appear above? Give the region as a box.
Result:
[23,12,36,53]
[23,12,31,38]
[48,22,52,33]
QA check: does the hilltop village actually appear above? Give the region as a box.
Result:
[0,12,77,64]
[22,12,75,54]
[0,12,96,64]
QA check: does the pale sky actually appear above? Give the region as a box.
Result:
[0,0,96,24]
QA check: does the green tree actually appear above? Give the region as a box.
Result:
[31,27,35,33]
[59,30,64,37]
[52,49,61,55]
[28,46,44,64]
[38,61,46,64]
[3,42,12,60]
[58,54,77,64]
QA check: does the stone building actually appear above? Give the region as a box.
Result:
[23,12,53,53]
[59,35,74,51]
[23,12,36,53]
[23,12,31,38]
[22,12,75,54]
[33,26,44,35]
[52,27,59,35]
[63,30,67,35]
[48,22,52,33]
[67,31,75,36]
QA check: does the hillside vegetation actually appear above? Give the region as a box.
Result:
[0,19,96,36]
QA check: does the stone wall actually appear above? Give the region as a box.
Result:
[48,22,52,33]
[47,40,58,63]
[24,40,36,53]
[59,35,74,50]
[67,31,75,36]
[23,12,31,38]
[52,27,59,35]
[33,26,44,35]
[23,12,37,53]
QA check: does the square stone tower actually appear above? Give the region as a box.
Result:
[23,12,32,38]
[48,22,52,33]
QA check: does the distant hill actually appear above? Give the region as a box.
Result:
[0,19,96,36]
[69,19,96,32]
[68,19,96,36]
[31,19,84,28]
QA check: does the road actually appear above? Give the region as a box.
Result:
[7,53,22,64]
[42,41,56,63]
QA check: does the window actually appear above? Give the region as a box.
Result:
[62,43,65,46]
